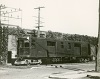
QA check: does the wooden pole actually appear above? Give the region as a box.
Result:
[34,7,44,37]
[96,0,100,72]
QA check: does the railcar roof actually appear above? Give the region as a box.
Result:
[18,37,89,44]
[34,37,89,44]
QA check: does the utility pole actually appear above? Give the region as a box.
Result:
[34,7,44,38]
[96,0,100,72]
[0,5,2,64]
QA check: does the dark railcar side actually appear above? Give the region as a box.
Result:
[16,36,91,64]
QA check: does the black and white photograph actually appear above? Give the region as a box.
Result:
[0,0,100,79]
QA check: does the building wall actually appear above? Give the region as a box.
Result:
[8,35,17,58]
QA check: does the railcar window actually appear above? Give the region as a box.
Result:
[19,42,23,47]
[31,39,35,48]
[31,43,36,48]
[25,42,29,47]
[61,45,64,48]
[47,41,56,46]
[74,43,80,47]
[61,42,64,48]
[19,40,24,47]
[68,43,71,49]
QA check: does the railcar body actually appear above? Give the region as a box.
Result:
[16,36,91,64]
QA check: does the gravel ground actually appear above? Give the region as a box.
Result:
[0,62,95,79]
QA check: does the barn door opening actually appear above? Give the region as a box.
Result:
[7,51,12,63]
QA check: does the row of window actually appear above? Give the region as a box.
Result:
[19,40,76,49]
[47,41,71,49]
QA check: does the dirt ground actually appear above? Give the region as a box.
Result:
[0,62,95,79]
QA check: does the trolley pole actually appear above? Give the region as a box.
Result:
[96,0,100,72]
[34,7,44,38]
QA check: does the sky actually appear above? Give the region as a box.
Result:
[0,0,99,37]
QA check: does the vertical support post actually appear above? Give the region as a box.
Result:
[0,5,2,64]
[96,0,100,72]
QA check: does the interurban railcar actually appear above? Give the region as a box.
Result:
[13,35,91,65]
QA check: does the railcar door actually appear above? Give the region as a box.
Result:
[47,41,56,57]
[74,43,81,56]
